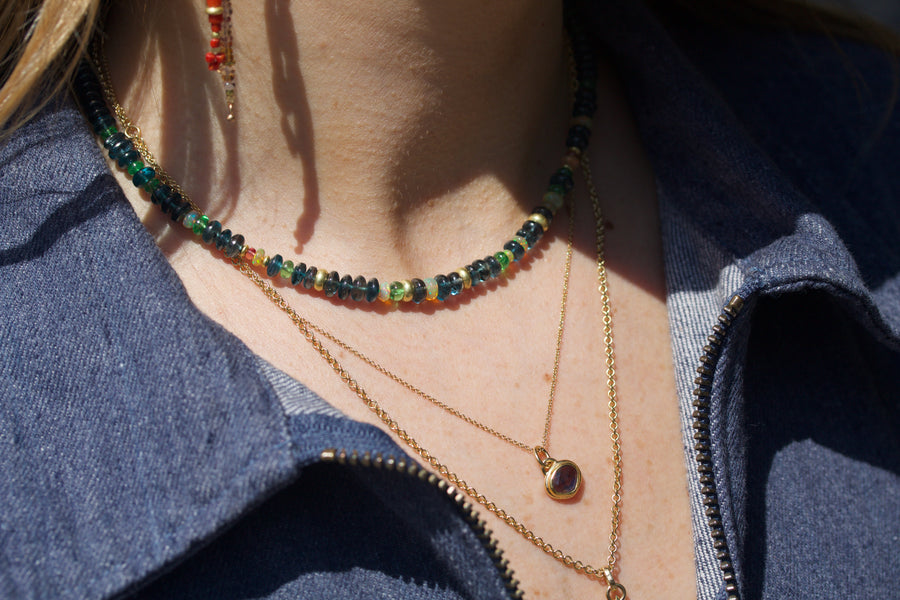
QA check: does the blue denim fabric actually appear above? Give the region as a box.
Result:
[2,2,899,599]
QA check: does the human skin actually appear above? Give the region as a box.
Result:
[103,2,694,598]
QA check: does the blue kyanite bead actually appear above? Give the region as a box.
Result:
[521,219,543,238]
[224,234,245,258]
[103,131,127,151]
[169,199,192,223]
[266,254,283,277]
[448,272,463,295]
[365,278,380,302]
[504,240,525,261]
[350,276,367,301]
[465,265,480,286]
[323,271,340,297]
[214,229,232,251]
[435,274,451,301]
[151,184,172,205]
[550,167,574,193]
[117,149,141,168]
[107,137,133,161]
[201,220,222,244]
[132,166,155,188]
[92,114,116,134]
[485,255,502,278]
[338,274,354,300]
[302,266,318,289]
[411,278,427,304]
[291,263,308,286]
[473,259,491,282]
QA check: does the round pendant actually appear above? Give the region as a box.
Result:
[543,458,582,500]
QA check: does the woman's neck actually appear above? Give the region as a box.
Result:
[104,1,569,270]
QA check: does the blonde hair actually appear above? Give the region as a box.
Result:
[0,0,100,136]
[0,0,898,137]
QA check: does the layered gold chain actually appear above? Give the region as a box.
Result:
[91,35,627,599]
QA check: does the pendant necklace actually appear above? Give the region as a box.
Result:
[73,2,628,594]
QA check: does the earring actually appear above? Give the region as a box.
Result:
[204,0,236,120]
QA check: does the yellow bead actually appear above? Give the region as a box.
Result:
[314,269,327,291]
[503,249,516,264]
[401,280,414,302]
[252,249,266,266]
[456,268,472,289]
[527,212,550,232]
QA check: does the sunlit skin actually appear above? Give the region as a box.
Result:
[105,2,696,598]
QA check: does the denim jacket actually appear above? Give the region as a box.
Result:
[2,3,898,599]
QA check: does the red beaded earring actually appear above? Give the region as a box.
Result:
[204,0,236,120]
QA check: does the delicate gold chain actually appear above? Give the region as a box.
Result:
[91,34,574,461]
[232,154,624,594]
[303,210,575,455]
[91,41,199,213]
[91,33,626,597]
[583,153,623,568]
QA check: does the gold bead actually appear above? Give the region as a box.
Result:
[401,280,414,302]
[314,269,327,291]
[527,212,550,232]
[456,268,472,289]
[206,6,224,15]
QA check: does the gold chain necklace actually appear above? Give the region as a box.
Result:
[235,155,626,598]
[91,40,627,600]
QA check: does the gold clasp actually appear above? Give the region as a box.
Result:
[603,568,627,600]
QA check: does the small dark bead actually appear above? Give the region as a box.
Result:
[323,271,340,297]
[448,272,463,295]
[365,278,380,302]
[291,263,308,285]
[485,255,502,278]
[266,254,283,277]
[117,149,141,168]
[517,227,539,248]
[151,184,172,205]
[159,190,182,215]
[214,229,232,251]
[411,278,427,304]
[201,220,222,244]
[170,200,192,223]
[473,259,491,281]
[436,274,451,301]
[200,220,219,244]
[338,275,354,300]
[465,264,481,286]
[104,131,127,151]
[565,132,588,151]
[532,205,554,221]
[225,234,245,258]
[504,240,525,261]
[549,168,574,193]
[521,219,544,237]
[92,115,116,135]
[302,267,318,289]
[350,275,367,301]
[108,138,134,162]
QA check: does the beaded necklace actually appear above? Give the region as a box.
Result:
[74,3,597,307]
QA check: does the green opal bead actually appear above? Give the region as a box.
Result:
[389,281,405,302]
[280,260,294,278]
[126,161,144,176]
[494,251,510,271]
[99,125,118,140]
[193,214,209,235]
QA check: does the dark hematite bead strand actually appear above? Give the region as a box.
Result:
[74,0,596,305]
